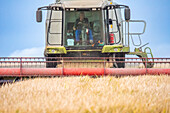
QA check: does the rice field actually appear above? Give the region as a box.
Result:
[0,76,170,113]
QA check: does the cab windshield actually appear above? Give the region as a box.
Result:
[64,10,105,47]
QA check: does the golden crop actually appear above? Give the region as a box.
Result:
[0,76,169,113]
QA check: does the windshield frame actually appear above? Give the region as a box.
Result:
[63,9,105,48]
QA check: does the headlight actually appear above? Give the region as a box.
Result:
[51,49,55,53]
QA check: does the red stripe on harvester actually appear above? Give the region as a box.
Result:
[0,68,170,76]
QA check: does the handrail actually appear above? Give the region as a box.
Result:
[122,20,146,35]
[121,20,146,47]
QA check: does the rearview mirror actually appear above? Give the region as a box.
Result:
[124,8,130,21]
[36,10,42,22]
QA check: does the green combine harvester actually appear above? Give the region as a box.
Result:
[36,0,154,68]
[2,0,170,85]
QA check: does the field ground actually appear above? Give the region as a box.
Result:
[0,76,170,113]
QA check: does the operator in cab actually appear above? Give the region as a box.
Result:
[73,12,93,45]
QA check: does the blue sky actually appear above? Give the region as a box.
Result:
[0,0,170,57]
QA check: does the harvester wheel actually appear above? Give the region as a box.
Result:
[0,77,3,80]
[113,54,125,68]
[46,58,57,68]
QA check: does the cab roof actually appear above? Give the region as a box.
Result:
[53,0,116,8]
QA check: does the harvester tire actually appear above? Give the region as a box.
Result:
[0,77,3,80]
[114,54,125,68]
[46,58,57,68]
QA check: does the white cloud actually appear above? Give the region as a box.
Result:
[9,47,44,57]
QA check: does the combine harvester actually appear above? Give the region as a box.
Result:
[0,0,170,80]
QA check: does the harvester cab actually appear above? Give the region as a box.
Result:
[36,0,154,68]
